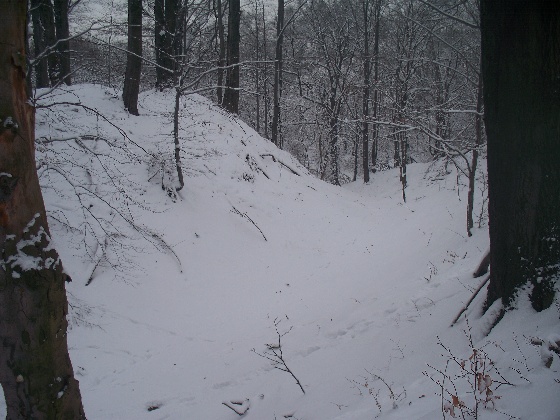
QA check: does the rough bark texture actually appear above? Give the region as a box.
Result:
[0,1,85,418]
[481,0,560,311]
[123,0,143,115]
[223,0,241,114]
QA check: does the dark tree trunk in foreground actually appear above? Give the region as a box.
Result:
[0,1,85,418]
[481,0,560,311]
[271,0,284,148]
[223,0,241,114]
[123,0,143,115]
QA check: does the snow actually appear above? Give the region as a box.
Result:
[1,84,559,419]
[1,214,60,278]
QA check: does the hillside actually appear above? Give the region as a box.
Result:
[2,85,558,419]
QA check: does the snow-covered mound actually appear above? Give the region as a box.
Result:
[2,85,558,419]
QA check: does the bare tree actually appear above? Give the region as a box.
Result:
[0,1,85,417]
[213,0,227,105]
[53,0,71,85]
[223,0,241,113]
[123,0,143,115]
[271,0,285,148]
[30,0,58,87]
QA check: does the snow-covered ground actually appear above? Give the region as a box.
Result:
[2,85,559,419]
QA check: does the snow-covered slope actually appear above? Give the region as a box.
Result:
[2,85,558,419]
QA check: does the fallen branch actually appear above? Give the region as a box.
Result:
[231,206,267,241]
[252,318,305,394]
[260,154,300,176]
[246,154,269,179]
[222,399,250,415]
[85,236,107,286]
[451,274,490,326]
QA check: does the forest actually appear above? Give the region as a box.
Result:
[0,0,559,418]
[67,0,483,196]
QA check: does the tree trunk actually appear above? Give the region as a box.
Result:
[123,0,143,116]
[253,0,261,133]
[370,0,381,171]
[262,4,269,139]
[163,0,179,85]
[214,0,226,106]
[362,0,371,183]
[223,0,241,114]
[31,0,59,87]
[154,0,165,87]
[30,0,50,88]
[466,69,483,237]
[0,1,85,417]
[481,0,560,311]
[173,86,185,191]
[53,0,71,85]
[328,84,341,186]
[271,0,284,148]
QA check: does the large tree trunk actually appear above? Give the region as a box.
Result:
[223,0,241,114]
[271,0,284,148]
[481,0,560,311]
[123,0,143,115]
[0,1,85,418]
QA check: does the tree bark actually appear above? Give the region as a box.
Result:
[123,0,143,115]
[0,1,85,417]
[481,0,560,311]
[223,0,241,114]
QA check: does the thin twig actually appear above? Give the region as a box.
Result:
[231,206,267,241]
